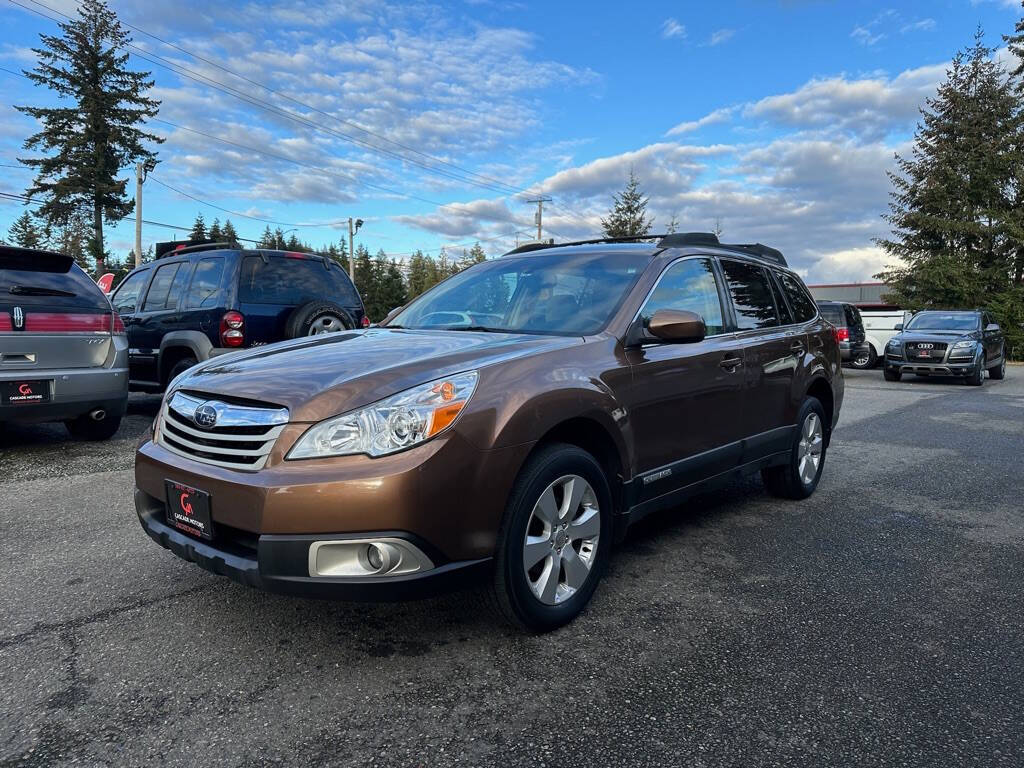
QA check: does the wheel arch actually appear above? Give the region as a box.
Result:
[158,331,212,384]
[805,376,835,437]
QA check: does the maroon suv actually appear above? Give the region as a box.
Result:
[134,233,843,631]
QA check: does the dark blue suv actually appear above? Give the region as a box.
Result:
[109,242,366,391]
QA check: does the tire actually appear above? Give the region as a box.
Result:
[966,354,984,387]
[850,346,877,370]
[165,355,198,388]
[285,301,353,338]
[988,348,1006,380]
[761,397,828,500]
[65,410,122,441]
[884,367,902,382]
[490,443,613,632]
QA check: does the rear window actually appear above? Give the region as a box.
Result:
[720,259,779,330]
[239,255,359,306]
[184,257,226,309]
[819,304,844,326]
[843,304,864,331]
[1,250,108,310]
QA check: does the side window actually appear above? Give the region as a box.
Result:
[640,258,724,336]
[184,258,225,309]
[819,304,843,326]
[720,260,779,330]
[768,272,794,325]
[111,270,149,314]
[141,263,181,311]
[777,272,818,323]
[165,261,192,310]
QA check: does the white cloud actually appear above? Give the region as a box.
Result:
[802,247,893,284]
[661,18,687,40]
[851,25,885,47]
[666,107,737,136]
[900,19,936,34]
[708,28,736,46]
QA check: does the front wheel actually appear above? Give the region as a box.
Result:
[966,354,984,386]
[988,349,1006,380]
[884,367,902,382]
[761,397,827,500]
[491,444,613,632]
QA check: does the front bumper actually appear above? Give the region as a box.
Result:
[136,488,492,600]
[885,354,976,376]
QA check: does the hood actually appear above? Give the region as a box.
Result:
[176,328,581,422]
[896,329,980,344]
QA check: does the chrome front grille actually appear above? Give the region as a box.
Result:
[157,391,289,471]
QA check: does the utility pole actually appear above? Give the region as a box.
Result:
[527,196,552,241]
[348,217,363,286]
[134,162,144,268]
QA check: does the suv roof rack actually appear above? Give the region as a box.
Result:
[501,231,788,266]
[155,239,240,259]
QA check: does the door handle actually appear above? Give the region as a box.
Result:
[720,355,742,371]
[790,341,804,354]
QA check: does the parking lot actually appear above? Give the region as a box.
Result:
[1,368,1022,767]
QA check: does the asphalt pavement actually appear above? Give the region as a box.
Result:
[1,369,1022,767]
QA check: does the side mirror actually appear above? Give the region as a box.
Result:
[382,305,403,325]
[894,323,903,332]
[647,309,706,343]
[985,323,999,332]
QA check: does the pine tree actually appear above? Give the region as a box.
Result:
[257,226,274,248]
[16,0,162,275]
[354,244,375,303]
[601,170,653,238]
[1005,3,1024,81]
[876,31,1024,356]
[189,213,207,240]
[207,218,222,241]
[7,212,44,248]
[222,219,238,243]
[406,250,431,299]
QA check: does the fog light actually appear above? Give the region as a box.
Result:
[366,543,384,571]
[308,537,435,578]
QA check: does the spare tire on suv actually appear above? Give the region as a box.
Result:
[285,301,354,337]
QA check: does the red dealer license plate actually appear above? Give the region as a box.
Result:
[165,480,214,540]
[2,379,51,405]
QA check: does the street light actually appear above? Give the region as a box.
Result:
[348,218,364,284]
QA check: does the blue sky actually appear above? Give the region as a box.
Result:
[1,0,1022,281]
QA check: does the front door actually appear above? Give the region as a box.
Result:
[109,268,151,383]
[132,260,191,384]
[624,256,748,499]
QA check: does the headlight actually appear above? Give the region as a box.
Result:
[287,371,479,459]
[887,338,902,348]
[951,340,976,350]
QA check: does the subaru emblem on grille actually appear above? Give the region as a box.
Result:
[193,403,218,429]
[12,306,24,330]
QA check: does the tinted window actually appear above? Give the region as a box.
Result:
[184,258,225,309]
[777,272,818,323]
[768,272,794,325]
[111,270,150,314]
[843,304,864,331]
[165,261,191,309]
[819,304,844,326]
[141,262,182,311]
[1,253,109,310]
[905,312,980,331]
[392,251,644,335]
[641,258,724,335]
[720,260,778,330]
[239,256,359,306]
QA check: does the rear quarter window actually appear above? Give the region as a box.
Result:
[776,272,818,323]
[720,259,779,330]
[239,255,359,306]
[184,257,226,309]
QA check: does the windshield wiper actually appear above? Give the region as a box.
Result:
[441,325,509,333]
[9,285,76,298]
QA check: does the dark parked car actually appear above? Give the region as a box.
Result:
[1,246,128,439]
[110,242,366,391]
[884,309,1006,385]
[134,233,844,631]
[817,300,870,367]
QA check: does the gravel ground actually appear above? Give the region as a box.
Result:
[1,369,1022,767]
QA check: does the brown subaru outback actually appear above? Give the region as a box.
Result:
[135,233,843,631]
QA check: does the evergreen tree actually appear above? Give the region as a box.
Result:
[273,228,286,249]
[222,219,238,243]
[7,212,44,248]
[601,170,653,238]
[876,31,1024,357]
[1005,3,1024,81]
[354,244,375,303]
[189,213,207,240]
[207,217,222,241]
[406,250,431,298]
[257,226,274,248]
[16,0,162,275]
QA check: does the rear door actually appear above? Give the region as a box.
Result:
[130,260,191,383]
[625,256,747,495]
[719,258,801,458]
[981,312,1000,363]
[1,247,115,383]
[843,304,866,345]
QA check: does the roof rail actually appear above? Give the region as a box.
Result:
[503,234,670,256]
[656,232,721,248]
[719,243,787,267]
[156,240,240,259]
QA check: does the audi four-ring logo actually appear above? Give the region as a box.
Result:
[193,403,218,429]
[917,343,934,349]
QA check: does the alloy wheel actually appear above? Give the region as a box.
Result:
[797,412,824,485]
[308,314,345,335]
[522,474,601,605]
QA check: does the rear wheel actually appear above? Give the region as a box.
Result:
[884,367,902,382]
[761,397,827,500]
[850,346,877,369]
[285,301,353,338]
[65,410,122,441]
[490,443,612,632]
[988,348,1006,380]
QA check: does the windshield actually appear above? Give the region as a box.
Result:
[389,251,645,335]
[905,312,979,331]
